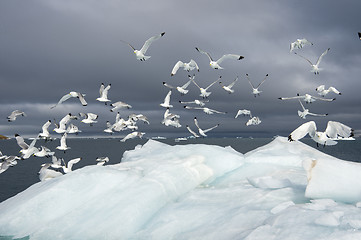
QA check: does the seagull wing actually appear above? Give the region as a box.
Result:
[99,83,105,97]
[140,32,165,54]
[119,39,136,51]
[189,59,199,71]
[311,95,335,102]
[325,121,353,139]
[77,92,87,106]
[279,95,303,100]
[315,48,330,67]
[216,54,244,64]
[171,61,184,76]
[227,76,239,88]
[191,78,202,90]
[307,112,328,117]
[329,86,341,95]
[195,47,213,61]
[67,157,82,171]
[288,121,317,141]
[42,120,52,132]
[205,77,221,90]
[163,90,172,105]
[15,134,29,150]
[256,74,269,88]
[298,99,306,111]
[193,117,201,130]
[180,79,192,89]
[163,82,174,89]
[186,125,199,138]
[294,52,314,66]
[51,93,73,109]
[203,124,220,134]
[245,74,255,89]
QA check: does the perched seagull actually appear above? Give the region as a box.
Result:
[246,73,269,97]
[120,132,145,142]
[315,85,341,97]
[184,106,226,115]
[7,110,26,122]
[38,163,63,181]
[294,48,330,74]
[279,93,335,103]
[96,83,111,104]
[186,125,199,138]
[38,120,52,140]
[79,112,98,126]
[56,132,70,153]
[246,116,262,126]
[290,38,313,52]
[171,59,199,76]
[193,117,219,137]
[288,121,354,147]
[235,109,252,118]
[51,91,87,109]
[15,134,39,159]
[297,99,328,119]
[120,32,165,61]
[61,157,82,173]
[163,78,192,95]
[192,76,220,98]
[96,157,109,166]
[219,76,238,94]
[110,101,132,112]
[160,90,173,108]
[34,146,55,158]
[195,47,244,69]
[179,99,209,107]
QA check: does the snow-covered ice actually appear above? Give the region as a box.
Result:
[1,137,361,239]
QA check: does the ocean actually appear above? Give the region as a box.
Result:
[0,137,360,203]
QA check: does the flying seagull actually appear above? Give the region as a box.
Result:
[179,99,209,107]
[120,32,165,61]
[160,90,173,108]
[51,91,87,109]
[79,113,98,126]
[297,99,328,119]
[110,101,132,112]
[38,120,52,140]
[171,59,199,76]
[56,132,71,153]
[192,75,220,98]
[315,85,341,97]
[219,76,239,94]
[61,157,82,174]
[290,38,313,52]
[162,77,192,95]
[279,93,335,103]
[184,106,226,115]
[193,117,219,137]
[7,110,26,122]
[246,73,269,97]
[120,132,145,142]
[288,121,354,147]
[195,47,244,69]
[294,48,330,74]
[235,109,252,118]
[96,83,111,104]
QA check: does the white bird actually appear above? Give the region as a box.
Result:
[279,93,336,103]
[195,47,244,69]
[34,146,55,158]
[120,132,145,142]
[161,108,181,128]
[171,59,199,76]
[61,157,82,173]
[128,113,150,124]
[179,99,209,107]
[7,110,26,122]
[246,116,262,126]
[246,73,269,97]
[288,121,354,147]
[163,77,193,95]
[38,163,63,181]
[294,48,330,74]
[160,90,173,108]
[50,155,63,169]
[193,117,219,137]
[96,157,109,166]
[96,83,111,104]
[186,125,199,138]
[184,106,226,115]
[38,120,52,140]
[192,76,220,98]
[315,85,341,97]
[290,38,313,52]
[53,113,77,134]
[103,121,114,134]
[297,99,328,119]
[110,101,132,112]
[120,32,165,61]
[235,109,252,118]
[56,132,70,153]
[79,112,98,126]
[66,123,82,135]
[0,155,20,174]
[219,76,238,94]
[51,91,87,109]
[15,134,39,159]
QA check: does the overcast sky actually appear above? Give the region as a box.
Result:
[0,0,360,139]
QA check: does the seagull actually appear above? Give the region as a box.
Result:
[96,83,111,104]
[50,155,63,169]
[104,121,114,134]
[96,157,109,166]
[246,116,262,126]
[163,77,193,95]
[193,117,219,137]
[34,146,55,158]
[235,109,252,118]
[0,155,20,174]
[186,125,199,138]
[161,108,181,128]
[288,121,354,147]
[246,73,269,97]
[219,76,238,94]
[184,106,226,115]
[38,163,63,181]
[56,132,70,153]
[120,132,145,142]
[110,101,132,112]
[160,90,173,108]
[279,93,335,103]
[38,120,52,140]
[61,157,82,173]
[51,91,87,109]
[7,110,26,122]
[290,38,313,52]
[53,113,77,134]
[66,123,82,135]
[128,114,150,124]
[179,99,209,107]
[297,99,328,119]
[294,48,330,74]
[171,59,199,76]
[195,47,244,69]
[15,134,39,159]
[315,85,341,97]
[192,76,220,98]
[79,112,98,126]
[120,32,165,61]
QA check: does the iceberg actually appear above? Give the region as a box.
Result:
[1,137,361,240]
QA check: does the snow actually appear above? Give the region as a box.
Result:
[1,136,361,239]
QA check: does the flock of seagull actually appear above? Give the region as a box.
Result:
[1,32,358,179]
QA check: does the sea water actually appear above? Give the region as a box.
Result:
[0,137,360,203]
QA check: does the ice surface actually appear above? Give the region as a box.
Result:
[1,137,361,240]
